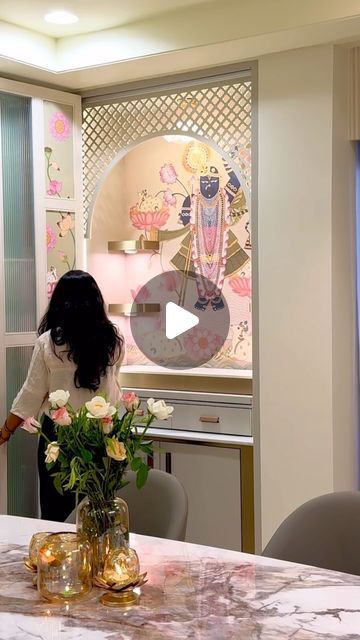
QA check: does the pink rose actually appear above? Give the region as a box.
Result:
[102,416,114,435]
[159,163,177,185]
[47,180,62,196]
[122,392,140,412]
[163,190,177,207]
[52,407,71,426]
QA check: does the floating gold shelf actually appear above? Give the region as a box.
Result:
[108,240,160,254]
[108,303,161,317]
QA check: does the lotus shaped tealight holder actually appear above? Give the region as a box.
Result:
[94,547,147,607]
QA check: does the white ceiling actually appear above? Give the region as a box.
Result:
[0,0,360,91]
[0,0,210,37]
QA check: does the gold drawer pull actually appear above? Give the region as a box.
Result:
[135,409,144,416]
[199,415,220,424]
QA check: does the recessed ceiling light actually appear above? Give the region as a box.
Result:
[44,10,79,25]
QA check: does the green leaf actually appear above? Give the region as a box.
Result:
[53,474,64,496]
[131,457,143,472]
[139,443,153,456]
[136,463,149,489]
[80,448,93,462]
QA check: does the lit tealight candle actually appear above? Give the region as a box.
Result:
[28,532,51,568]
[103,548,140,586]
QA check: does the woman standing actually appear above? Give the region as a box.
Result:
[0,270,123,521]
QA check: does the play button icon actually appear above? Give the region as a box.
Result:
[165,302,199,340]
[130,270,230,369]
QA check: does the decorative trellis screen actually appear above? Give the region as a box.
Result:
[82,71,252,236]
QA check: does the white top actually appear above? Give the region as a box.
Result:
[11,330,122,420]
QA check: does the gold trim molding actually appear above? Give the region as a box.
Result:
[108,240,160,254]
[108,303,160,316]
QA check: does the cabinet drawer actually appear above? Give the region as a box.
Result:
[122,387,252,436]
[171,401,251,436]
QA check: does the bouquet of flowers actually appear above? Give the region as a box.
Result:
[23,390,174,506]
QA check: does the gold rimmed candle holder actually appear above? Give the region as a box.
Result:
[37,532,92,603]
[24,531,52,573]
[95,572,148,607]
[95,547,146,607]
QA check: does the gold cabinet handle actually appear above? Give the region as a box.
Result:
[199,416,220,423]
[135,409,144,416]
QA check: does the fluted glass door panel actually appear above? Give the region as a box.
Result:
[0,92,36,333]
[6,346,38,517]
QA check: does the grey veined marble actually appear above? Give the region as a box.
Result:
[1,515,360,639]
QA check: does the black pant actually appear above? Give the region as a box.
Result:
[37,415,75,522]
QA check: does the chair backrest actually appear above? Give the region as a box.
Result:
[262,491,360,575]
[65,469,188,542]
[119,469,188,541]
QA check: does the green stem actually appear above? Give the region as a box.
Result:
[176,177,190,195]
[69,228,76,268]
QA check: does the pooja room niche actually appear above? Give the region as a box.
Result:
[83,71,253,375]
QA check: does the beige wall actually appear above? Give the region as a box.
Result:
[257,44,357,547]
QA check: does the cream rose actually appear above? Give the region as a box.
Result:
[49,390,70,408]
[44,442,60,464]
[85,396,116,419]
[21,417,41,434]
[106,437,127,462]
[147,398,174,420]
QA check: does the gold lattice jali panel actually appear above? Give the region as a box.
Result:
[82,77,252,236]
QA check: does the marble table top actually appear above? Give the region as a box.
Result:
[1,515,360,639]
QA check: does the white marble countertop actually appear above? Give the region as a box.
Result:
[1,514,360,639]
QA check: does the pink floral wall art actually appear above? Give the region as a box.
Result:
[44,102,74,199]
[46,211,75,299]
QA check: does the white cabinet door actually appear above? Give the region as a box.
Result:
[157,442,242,551]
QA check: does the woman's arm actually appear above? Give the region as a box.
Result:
[0,413,24,445]
[0,338,49,446]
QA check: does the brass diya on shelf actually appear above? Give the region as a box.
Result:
[94,547,147,607]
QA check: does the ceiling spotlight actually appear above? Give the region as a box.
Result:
[44,11,79,25]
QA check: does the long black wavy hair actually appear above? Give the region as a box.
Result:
[38,270,123,391]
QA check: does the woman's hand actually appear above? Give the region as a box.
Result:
[0,423,11,445]
[0,413,23,445]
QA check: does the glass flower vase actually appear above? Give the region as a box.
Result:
[77,496,129,578]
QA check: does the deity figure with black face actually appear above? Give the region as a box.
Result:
[169,163,249,311]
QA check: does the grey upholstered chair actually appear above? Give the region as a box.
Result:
[120,469,188,541]
[66,469,188,542]
[262,491,360,575]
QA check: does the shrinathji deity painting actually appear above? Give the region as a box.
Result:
[91,136,252,370]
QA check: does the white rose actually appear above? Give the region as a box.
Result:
[21,417,41,434]
[147,398,174,420]
[85,396,116,419]
[49,390,70,408]
[44,442,60,464]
